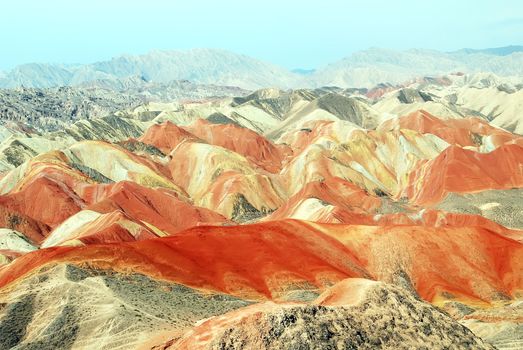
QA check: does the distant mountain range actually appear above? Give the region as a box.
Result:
[452,45,523,56]
[1,46,523,89]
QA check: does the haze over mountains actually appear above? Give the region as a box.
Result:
[1,46,523,89]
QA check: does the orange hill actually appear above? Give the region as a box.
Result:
[404,143,523,205]
[0,220,520,304]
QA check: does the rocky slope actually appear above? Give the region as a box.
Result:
[0,264,249,350]
[168,279,495,350]
[0,79,250,132]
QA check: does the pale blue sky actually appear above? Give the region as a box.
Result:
[1,0,521,70]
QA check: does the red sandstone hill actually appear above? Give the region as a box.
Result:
[185,119,289,172]
[0,220,520,305]
[404,143,523,205]
[379,110,523,148]
[139,121,200,153]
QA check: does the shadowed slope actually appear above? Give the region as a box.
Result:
[0,265,250,350]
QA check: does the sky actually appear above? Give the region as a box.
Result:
[0,0,521,70]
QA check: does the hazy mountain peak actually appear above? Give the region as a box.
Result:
[452,45,523,56]
[1,46,523,90]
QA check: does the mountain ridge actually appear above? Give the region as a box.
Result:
[1,46,523,89]
[452,45,523,56]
